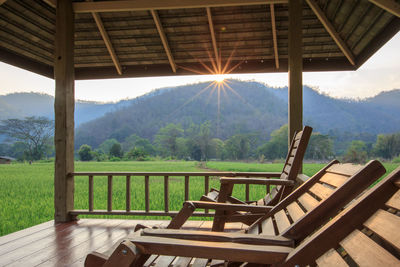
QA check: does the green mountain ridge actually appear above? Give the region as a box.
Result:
[74,80,400,149]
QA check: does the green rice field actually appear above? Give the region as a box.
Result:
[0,161,398,236]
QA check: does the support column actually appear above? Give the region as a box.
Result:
[54,0,75,222]
[288,0,303,146]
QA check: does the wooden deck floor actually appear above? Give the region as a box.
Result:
[0,219,244,266]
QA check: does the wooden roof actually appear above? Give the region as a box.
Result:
[0,0,399,80]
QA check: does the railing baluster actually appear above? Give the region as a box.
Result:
[205,175,209,213]
[245,176,250,202]
[164,176,169,212]
[107,175,113,212]
[89,175,93,212]
[126,175,131,211]
[145,176,149,212]
[204,175,209,195]
[185,176,189,201]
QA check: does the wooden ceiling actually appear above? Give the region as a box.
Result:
[0,0,399,80]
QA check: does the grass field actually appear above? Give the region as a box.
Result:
[0,160,398,236]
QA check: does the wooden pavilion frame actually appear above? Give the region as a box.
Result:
[0,0,399,223]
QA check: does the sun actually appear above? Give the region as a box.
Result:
[214,74,226,83]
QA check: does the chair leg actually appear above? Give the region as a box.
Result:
[212,183,234,232]
[167,201,196,229]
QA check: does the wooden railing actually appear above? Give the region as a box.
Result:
[69,172,281,218]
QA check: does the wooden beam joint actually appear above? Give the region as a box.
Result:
[369,0,400,18]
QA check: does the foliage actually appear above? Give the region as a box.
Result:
[78,144,93,161]
[0,116,54,160]
[342,140,368,163]
[98,138,119,154]
[155,123,183,158]
[373,133,400,159]
[91,149,108,162]
[109,143,123,158]
[305,133,334,160]
[257,124,288,160]
[125,147,148,161]
[122,134,155,155]
[224,134,251,160]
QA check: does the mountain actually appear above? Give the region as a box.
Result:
[75,80,287,148]
[74,80,400,149]
[0,92,131,126]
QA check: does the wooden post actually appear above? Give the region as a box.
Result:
[54,0,75,222]
[288,0,303,147]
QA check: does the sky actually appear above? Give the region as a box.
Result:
[0,33,399,102]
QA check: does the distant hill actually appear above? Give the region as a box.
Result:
[0,92,131,126]
[2,82,400,151]
[74,80,400,149]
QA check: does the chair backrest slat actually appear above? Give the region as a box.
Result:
[247,160,386,243]
[266,126,312,206]
[281,166,400,267]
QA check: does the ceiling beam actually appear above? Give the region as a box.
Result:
[42,0,56,8]
[369,0,400,17]
[206,7,220,72]
[73,0,287,13]
[0,0,7,6]
[270,4,279,69]
[151,10,176,73]
[306,0,356,66]
[91,12,123,75]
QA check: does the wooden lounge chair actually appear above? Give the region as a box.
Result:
[85,160,388,266]
[197,125,313,227]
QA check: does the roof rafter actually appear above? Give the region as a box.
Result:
[0,0,8,6]
[91,12,123,75]
[150,10,176,73]
[206,7,220,72]
[270,4,279,69]
[369,0,400,17]
[73,0,287,13]
[306,0,356,66]
[42,0,56,8]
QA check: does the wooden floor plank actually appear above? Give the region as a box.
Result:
[0,220,55,247]
[35,219,132,266]
[0,220,77,257]
[4,219,110,267]
[0,219,223,266]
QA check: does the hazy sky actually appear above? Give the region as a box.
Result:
[1,33,399,102]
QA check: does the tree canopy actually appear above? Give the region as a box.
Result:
[0,116,54,160]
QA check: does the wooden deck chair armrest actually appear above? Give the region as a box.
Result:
[190,201,273,213]
[141,228,295,247]
[296,174,310,184]
[128,236,292,265]
[231,172,282,178]
[220,177,295,186]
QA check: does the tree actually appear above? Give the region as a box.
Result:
[305,133,334,160]
[224,134,250,160]
[98,138,119,154]
[343,140,368,163]
[0,116,54,160]
[373,133,400,159]
[109,143,123,158]
[78,144,93,161]
[257,124,288,160]
[123,134,155,155]
[155,123,183,158]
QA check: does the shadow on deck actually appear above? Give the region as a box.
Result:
[0,219,244,266]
